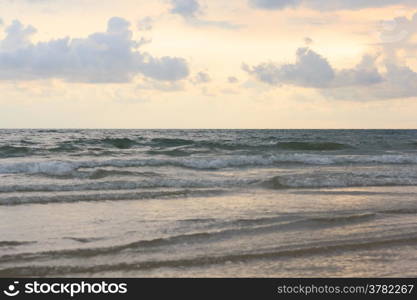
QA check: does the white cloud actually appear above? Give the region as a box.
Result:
[0,17,189,83]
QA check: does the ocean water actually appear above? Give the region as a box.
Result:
[1,129,417,277]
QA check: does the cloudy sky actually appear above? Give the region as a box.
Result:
[1,0,417,128]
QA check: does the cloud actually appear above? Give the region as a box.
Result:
[169,0,242,29]
[249,0,301,10]
[288,15,339,26]
[323,64,417,100]
[228,76,239,83]
[376,12,417,62]
[0,20,37,51]
[332,55,384,87]
[0,17,189,83]
[192,71,211,84]
[243,47,335,88]
[137,17,154,31]
[304,37,313,45]
[244,47,417,100]
[186,18,243,30]
[136,78,184,92]
[139,56,189,81]
[170,0,201,18]
[249,0,417,11]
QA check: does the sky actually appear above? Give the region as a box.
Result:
[1,0,417,128]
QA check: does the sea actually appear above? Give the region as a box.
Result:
[1,129,417,277]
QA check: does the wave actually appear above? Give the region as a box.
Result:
[146,149,199,157]
[275,142,351,151]
[63,237,104,243]
[3,233,417,276]
[101,138,137,149]
[263,171,417,189]
[0,160,77,176]
[20,140,37,145]
[4,138,352,155]
[0,174,255,193]
[2,135,417,159]
[52,137,139,151]
[2,153,417,176]
[309,213,376,223]
[47,143,80,153]
[156,140,352,152]
[0,241,34,247]
[0,212,380,263]
[85,169,160,180]
[37,129,60,133]
[151,138,194,147]
[192,141,258,151]
[0,188,226,205]
[0,146,31,157]
[378,208,417,215]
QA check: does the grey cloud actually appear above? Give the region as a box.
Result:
[244,47,417,100]
[192,71,211,84]
[377,12,417,62]
[323,64,417,100]
[140,56,190,81]
[169,0,242,30]
[0,20,37,51]
[170,0,201,18]
[332,55,383,87]
[243,47,335,88]
[0,17,189,83]
[249,0,416,11]
[249,0,301,9]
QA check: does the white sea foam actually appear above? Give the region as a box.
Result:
[2,153,417,176]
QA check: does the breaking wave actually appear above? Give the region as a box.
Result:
[2,153,417,176]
